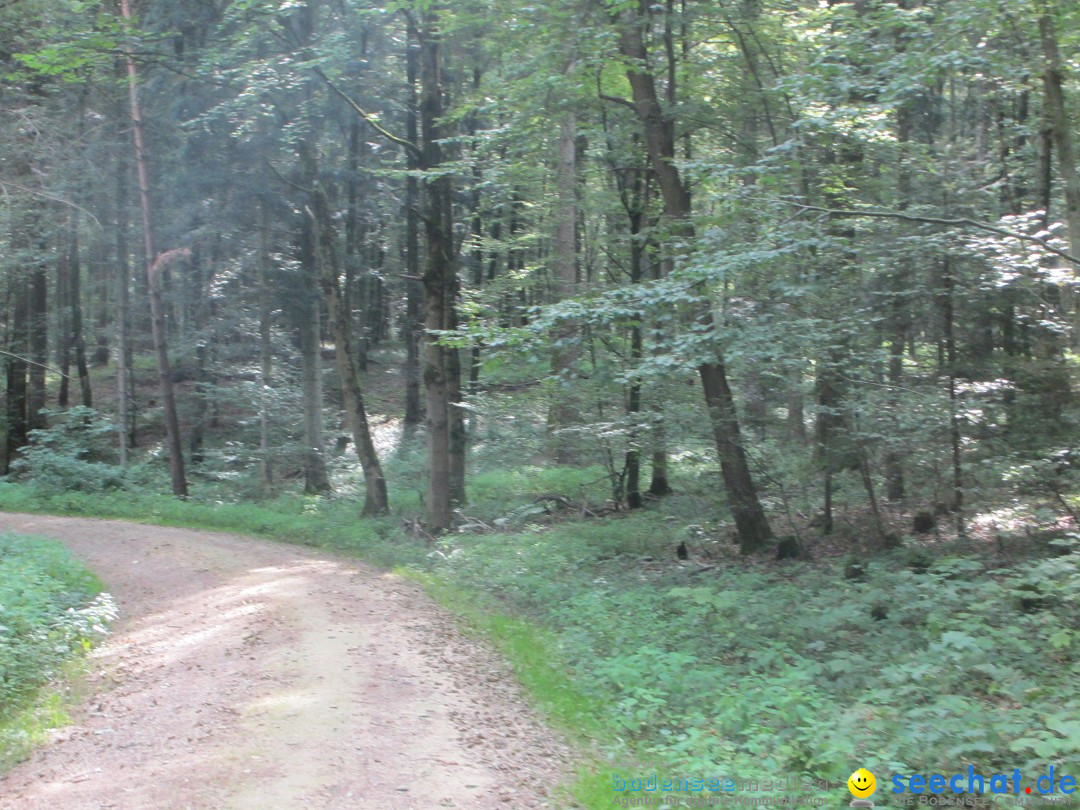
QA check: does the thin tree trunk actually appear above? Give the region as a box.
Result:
[258,197,273,491]
[345,117,370,373]
[4,268,29,474]
[645,239,673,498]
[69,217,92,408]
[116,249,131,464]
[57,221,71,409]
[884,331,905,502]
[1040,14,1080,262]
[93,261,111,368]
[625,228,644,510]
[1039,13,1080,332]
[188,245,211,464]
[115,102,133,464]
[403,26,424,429]
[466,65,485,399]
[885,103,912,502]
[548,108,580,463]
[120,0,186,497]
[27,233,48,431]
[941,256,964,536]
[786,364,808,443]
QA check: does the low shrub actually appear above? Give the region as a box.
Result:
[8,408,123,493]
[0,533,115,768]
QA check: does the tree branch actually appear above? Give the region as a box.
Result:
[784,200,1080,267]
[264,159,311,194]
[596,71,636,111]
[0,350,69,379]
[311,66,423,163]
[0,180,102,229]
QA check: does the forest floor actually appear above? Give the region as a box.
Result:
[0,513,574,810]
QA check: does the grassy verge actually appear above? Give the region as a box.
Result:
[0,657,96,773]
[1,481,1078,809]
[401,571,616,806]
[0,532,115,772]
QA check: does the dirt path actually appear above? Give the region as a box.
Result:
[0,514,574,809]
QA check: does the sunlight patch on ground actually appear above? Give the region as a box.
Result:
[243,690,318,716]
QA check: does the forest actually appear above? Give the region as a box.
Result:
[0,0,1079,807]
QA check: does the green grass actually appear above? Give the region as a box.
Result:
[0,657,93,773]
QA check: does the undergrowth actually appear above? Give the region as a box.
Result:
[0,533,115,771]
[1,477,1078,808]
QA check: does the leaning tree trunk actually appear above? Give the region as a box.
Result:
[308,169,389,516]
[615,6,772,552]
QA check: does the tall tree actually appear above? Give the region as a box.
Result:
[547,69,582,463]
[415,7,466,531]
[611,0,773,551]
[119,0,187,498]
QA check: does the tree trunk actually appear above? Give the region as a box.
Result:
[258,196,274,491]
[4,269,29,474]
[69,217,93,408]
[148,250,189,497]
[615,5,772,551]
[307,162,389,515]
[417,9,465,531]
[57,220,71,409]
[1039,13,1080,334]
[403,25,424,429]
[27,233,48,431]
[188,245,211,465]
[625,233,644,510]
[645,239,673,497]
[1040,14,1080,263]
[120,0,186,498]
[548,109,580,463]
[298,205,332,495]
[885,103,913,502]
[940,256,964,537]
[115,102,133,463]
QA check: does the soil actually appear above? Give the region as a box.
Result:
[0,513,575,809]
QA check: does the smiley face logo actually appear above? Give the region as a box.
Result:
[848,769,876,798]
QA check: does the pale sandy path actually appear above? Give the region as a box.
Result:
[0,513,574,809]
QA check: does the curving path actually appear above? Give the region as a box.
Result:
[0,514,572,809]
